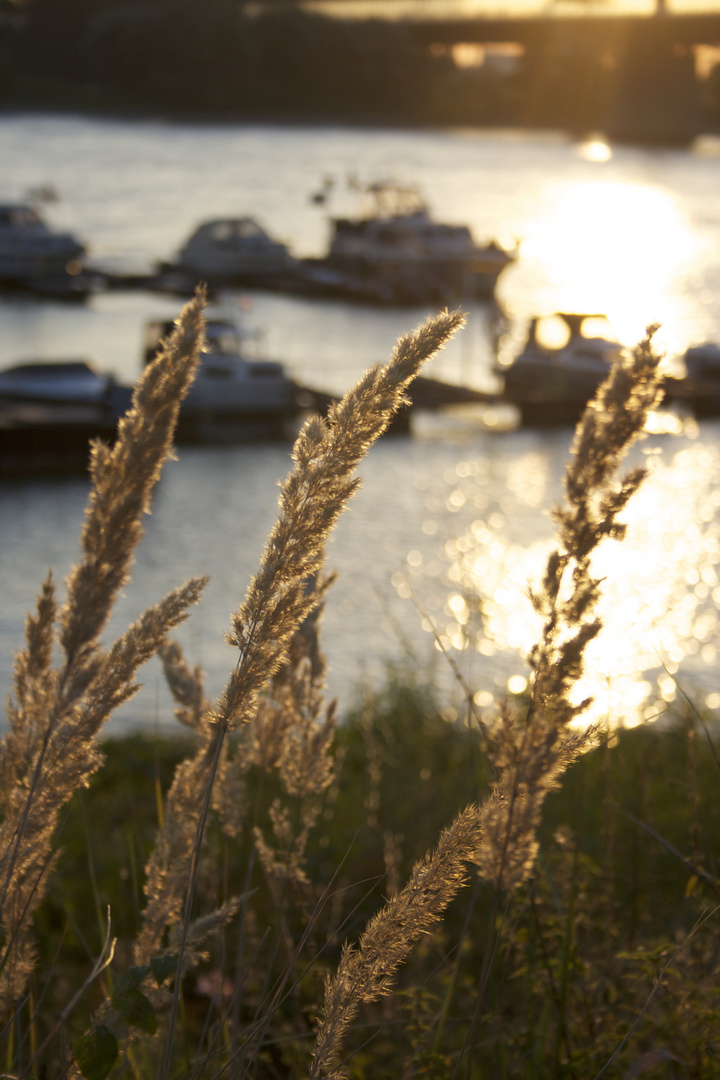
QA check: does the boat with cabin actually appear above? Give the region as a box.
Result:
[0,203,90,296]
[168,217,295,285]
[661,340,720,418]
[498,313,625,426]
[0,359,117,404]
[682,341,720,382]
[0,359,131,474]
[312,181,517,304]
[143,315,300,441]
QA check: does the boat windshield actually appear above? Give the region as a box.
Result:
[0,205,41,228]
[360,183,428,220]
[533,314,616,351]
[204,324,244,356]
[209,220,267,243]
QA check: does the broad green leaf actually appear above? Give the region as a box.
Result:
[113,988,157,1035]
[74,1025,119,1080]
[150,954,179,987]
[113,965,150,996]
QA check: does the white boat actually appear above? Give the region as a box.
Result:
[171,218,294,282]
[0,359,117,404]
[0,203,86,291]
[322,182,517,303]
[659,341,720,419]
[143,316,299,439]
[498,313,625,426]
[0,359,131,474]
[682,341,720,381]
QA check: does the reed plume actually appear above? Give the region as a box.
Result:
[0,292,207,1013]
[308,328,665,1078]
[215,308,467,735]
[309,804,482,1080]
[475,326,665,893]
[124,308,466,1075]
[248,574,337,890]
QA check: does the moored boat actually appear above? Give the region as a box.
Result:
[143,315,300,441]
[0,359,116,404]
[683,341,720,381]
[497,313,625,426]
[168,217,295,285]
[0,203,92,297]
[313,181,517,304]
[0,358,131,474]
[662,341,720,418]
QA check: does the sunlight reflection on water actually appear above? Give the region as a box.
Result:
[520,179,700,354]
[2,118,720,731]
[395,429,720,729]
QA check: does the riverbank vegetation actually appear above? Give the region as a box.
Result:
[2,291,720,1078]
[34,696,720,1077]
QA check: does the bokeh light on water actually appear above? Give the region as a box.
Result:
[395,431,720,729]
[515,177,701,358]
[3,118,720,730]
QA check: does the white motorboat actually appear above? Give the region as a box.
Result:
[171,217,294,282]
[659,340,720,419]
[0,203,86,291]
[0,360,114,404]
[498,313,625,426]
[682,341,720,382]
[321,181,517,303]
[0,359,132,474]
[143,316,299,439]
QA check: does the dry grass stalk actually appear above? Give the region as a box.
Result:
[475,327,665,893]
[308,329,665,1079]
[130,637,219,975]
[141,308,465,1075]
[133,722,226,971]
[214,308,466,735]
[309,804,482,1080]
[246,575,338,893]
[0,292,207,1013]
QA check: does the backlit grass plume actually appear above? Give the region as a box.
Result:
[475,326,665,893]
[131,305,466,1076]
[215,307,467,733]
[0,292,207,1013]
[308,328,665,1079]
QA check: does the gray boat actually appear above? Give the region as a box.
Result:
[0,203,89,296]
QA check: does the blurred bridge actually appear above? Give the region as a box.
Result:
[407,8,720,46]
[407,7,720,140]
[312,0,720,140]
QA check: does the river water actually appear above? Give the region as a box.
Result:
[2,113,720,733]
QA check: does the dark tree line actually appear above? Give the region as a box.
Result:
[0,0,522,123]
[1,0,719,138]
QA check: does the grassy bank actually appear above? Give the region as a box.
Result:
[41,686,720,1077]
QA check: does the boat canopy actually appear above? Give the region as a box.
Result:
[0,205,42,228]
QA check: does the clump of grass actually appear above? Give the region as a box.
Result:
[2,295,700,1080]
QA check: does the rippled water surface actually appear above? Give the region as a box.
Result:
[2,115,720,731]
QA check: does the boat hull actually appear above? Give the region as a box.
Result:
[0,400,120,475]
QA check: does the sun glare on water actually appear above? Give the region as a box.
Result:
[524,178,698,353]
[398,442,720,730]
[577,137,613,164]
